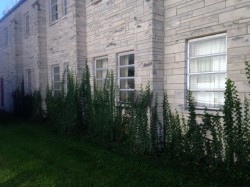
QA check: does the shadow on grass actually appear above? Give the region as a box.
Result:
[0,121,249,187]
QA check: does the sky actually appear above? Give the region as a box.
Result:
[0,0,19,18]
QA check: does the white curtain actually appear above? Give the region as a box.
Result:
[96,59,108,89]
[189,35,226,108]
[120,56,129,89]
[189,36,226,57]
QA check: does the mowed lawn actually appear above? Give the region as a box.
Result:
[0,121,247,187]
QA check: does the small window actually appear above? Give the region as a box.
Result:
[95,57,108,90]
[50,0,58,22]
[24,13,30,37]
[187,34,227,109]
[52,65,61,96]
[4,27,8,46]
[63,0,67,15]
[118,52,135,102]
[27,69,32,94]
[0,78,4,106]
[63,64,70,93]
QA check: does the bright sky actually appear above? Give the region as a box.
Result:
[0,0,19,18]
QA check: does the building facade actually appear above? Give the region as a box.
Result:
[0,0,250,113]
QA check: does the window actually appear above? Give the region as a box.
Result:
[187,34,227,109]
[63,0,67,15]
[63,64,70,93]
[0,78,4,106]
[4,27,8,46]
[27,69,32,94]
[95,57,108,90]
[50,0,58,22]
[24,13,30,37]
[52,65,61,96]
[118,52,135,102]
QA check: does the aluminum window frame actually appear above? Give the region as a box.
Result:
[187,33,227,109]
[118,51,135,102]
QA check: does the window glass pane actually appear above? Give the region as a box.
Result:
[189,74,226,90]
[120,79,135,89]
[52,6,58,13]
[193,91,224,108]
[96,59,108,68]
[51,0,57,5]
[96,80,103,90]
[96,70,107,79]
[120,91,127,102]
[54,74,60,82]
[54,82,61,90]
[120,66,134,77]
[189,55,226,73]
[25,14,29,36]
[189,36,226,57]
[64,0,67,15]
[120,90,134,102]
[52,14,58,21]
[54,66,59,74]
[120,54,134,66]
[51,0,58,22]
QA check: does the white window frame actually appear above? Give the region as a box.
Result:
[118,51,135,102]
[52,65,61,96]
[62,0,67,16]
[24,12,30,37]
[50,0,58,22]
[95,56,108,90]
[187,33,227,109]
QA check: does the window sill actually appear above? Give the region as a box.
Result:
[61,15,67,20]
[91,0,102,5]
[49,20,58,26]
[184,107,224,116]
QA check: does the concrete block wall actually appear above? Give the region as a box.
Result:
[21,0,42,94]
[0,1,29,111]
[0,0,48,111]
[75,0,87,77]
[85,0,158,91]
[164,0,250,112]
[1,0,250,113]
[46,0,80,86]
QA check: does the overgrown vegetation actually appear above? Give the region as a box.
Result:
[9,62,250,183]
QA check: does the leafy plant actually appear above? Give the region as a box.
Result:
[184,91,204,162]
[126,83,151,154]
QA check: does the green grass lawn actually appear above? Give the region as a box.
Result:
[0,121,248,187]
